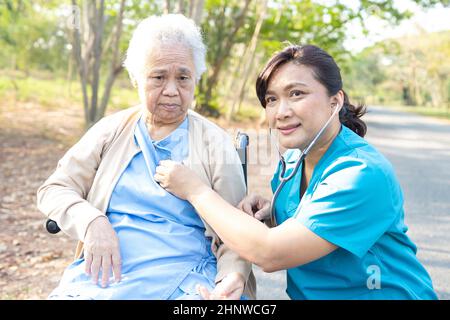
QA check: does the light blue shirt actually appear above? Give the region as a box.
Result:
[271,125,437,300]
[49,116,216,299]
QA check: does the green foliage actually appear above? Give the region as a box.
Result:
[0,0,448,122]
[344,30,450,108]
[233,102,261,122]
[0,1,68,73]
[256,0,357,68]
[0,70,138,110]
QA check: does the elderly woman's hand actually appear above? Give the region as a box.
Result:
[154,160,209,201]
[196,272,245,300]
[84,216,121,287]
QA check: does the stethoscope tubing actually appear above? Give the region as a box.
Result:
[268,105,342,226]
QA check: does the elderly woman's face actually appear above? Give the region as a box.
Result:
[143,44,196,125]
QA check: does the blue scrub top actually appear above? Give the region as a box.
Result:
[49,117,217,300]
[271,125,437,300]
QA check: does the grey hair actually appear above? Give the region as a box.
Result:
[123,14,207,86]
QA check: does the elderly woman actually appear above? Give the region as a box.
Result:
[37,14,255,300]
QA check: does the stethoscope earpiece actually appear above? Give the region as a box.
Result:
[332,103,341,109]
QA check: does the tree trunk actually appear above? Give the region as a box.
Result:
[177,0,187,15]
[70,0,126,129]
[198,0,252,115]
[98,0,126,121]
[163,0,171,14]
[190,0,204,24]
[66,49,73,96]
[226,0,267,122]
[71,0,89,125]
[89,0,105,125]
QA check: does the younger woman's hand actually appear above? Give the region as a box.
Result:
[238,193,271,221]
[154,160,208,201]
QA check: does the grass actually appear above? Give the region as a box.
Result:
[234,103,262,122]
[0,71,76,110]
[0,71,139,113]
[0,71,261,126]
[1,71,448,124]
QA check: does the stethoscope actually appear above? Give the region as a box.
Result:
[268,104,342,226]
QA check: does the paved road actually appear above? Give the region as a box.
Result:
[248,106,450,299]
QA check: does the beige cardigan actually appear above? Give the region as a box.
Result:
[37,105,256,299]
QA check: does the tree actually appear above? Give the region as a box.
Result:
[0,1,64,72]
[217,0,448,118]
[2,0,447,123]
[196,0,252,116]
[343,30,450,108]
[70,0,125,128]
[226,0,268,122]
[162,0,205,23]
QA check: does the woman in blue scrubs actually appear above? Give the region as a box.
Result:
[155,44,438,300]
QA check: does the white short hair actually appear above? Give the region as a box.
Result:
[123,14,207,85]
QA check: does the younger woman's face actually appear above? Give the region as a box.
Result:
[264,62,339,150]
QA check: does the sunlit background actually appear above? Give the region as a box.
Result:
[0,0,449,300]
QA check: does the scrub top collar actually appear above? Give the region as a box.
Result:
[281,125,345,204]
[136,115,189,151]
[151,116,188,146]
[283,124,344,166]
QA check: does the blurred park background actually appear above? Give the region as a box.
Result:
[0,0,449,299]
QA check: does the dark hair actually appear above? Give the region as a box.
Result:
[256,44,367,137]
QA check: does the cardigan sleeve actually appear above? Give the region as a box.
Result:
[36,117,115,241]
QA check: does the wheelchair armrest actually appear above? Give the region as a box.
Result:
[46,218,61,234]
[235,131,249,189]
